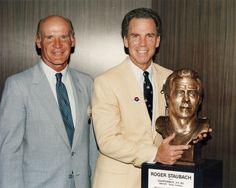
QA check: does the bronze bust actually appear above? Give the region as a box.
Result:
[156,69,210,165]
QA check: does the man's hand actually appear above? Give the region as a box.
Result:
[155,133,191,165]
[191,127,212,144]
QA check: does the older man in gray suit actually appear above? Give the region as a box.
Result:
[0,15,97,188]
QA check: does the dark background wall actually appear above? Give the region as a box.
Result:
[0,0,235,187]
[153,1,236,188]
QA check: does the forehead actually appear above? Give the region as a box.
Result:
[172,77,200,89]
[40,17,71,34]
[128,18,157,33]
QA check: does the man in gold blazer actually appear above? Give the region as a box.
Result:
[92,8,190,188]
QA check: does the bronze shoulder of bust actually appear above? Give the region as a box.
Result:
[155,116,170,138]
[155,116,210,145]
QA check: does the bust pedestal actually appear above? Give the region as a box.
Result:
[141,159,223,188]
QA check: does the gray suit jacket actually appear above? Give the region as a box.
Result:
[0,63,97,188]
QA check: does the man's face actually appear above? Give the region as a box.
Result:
[36,16,75,72]
[167,77,201,119]
[123,18,160,70]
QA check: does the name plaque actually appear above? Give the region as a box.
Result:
[148,168,194,188]
[142,159,223,188]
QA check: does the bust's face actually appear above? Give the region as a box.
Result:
[167,77,201,119]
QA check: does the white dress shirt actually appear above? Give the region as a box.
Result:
[128,59,157,128]
[128,59,158,162]
[40,61,76,126]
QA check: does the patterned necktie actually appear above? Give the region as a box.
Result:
[143,71,153,121]
[55,73,74,147]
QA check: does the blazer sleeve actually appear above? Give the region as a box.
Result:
[92,76,157,167]
[0,77,26,188]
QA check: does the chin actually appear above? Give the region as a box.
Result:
[179,113,194,119]
[52,60,67,65]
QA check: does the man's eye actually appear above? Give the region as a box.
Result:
[60,35,70,41]
[147,34,155,38]
[46,36,53,40]
[189,90,199,97]
[61,36,67,39]
[130,34,139,39]
[175,90,184,96]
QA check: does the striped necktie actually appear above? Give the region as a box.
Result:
[55,73,74,147]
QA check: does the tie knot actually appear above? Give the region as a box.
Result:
[143,71,149,78]
[55,73,63,82]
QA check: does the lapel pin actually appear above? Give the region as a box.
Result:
[134,96,140,102]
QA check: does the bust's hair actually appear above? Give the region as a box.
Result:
[162,68,203,101]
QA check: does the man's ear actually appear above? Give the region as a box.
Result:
[165,94,170,103]
[123,37,129,48]
[71,36,75,47]
[165,98,169,116]
[155,36,161,48]
[35,36,41,49]
[165,97,170,107]
[198,96,203,106]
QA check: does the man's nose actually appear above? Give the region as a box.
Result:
[53,38,62,48]
[140,37,147,46]
[183,92,190,102]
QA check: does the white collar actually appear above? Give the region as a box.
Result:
[40,60,69,82]
[128,58,153,81]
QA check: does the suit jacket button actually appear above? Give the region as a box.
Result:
[71,151,75,156]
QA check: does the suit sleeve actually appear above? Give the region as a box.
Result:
[88,81,98,181]
[89,120,98,180]
[0,77,26,188]
[92,76,157,167]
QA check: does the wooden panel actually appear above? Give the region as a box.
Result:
[153,1,236,187]
[0,0,152,97]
